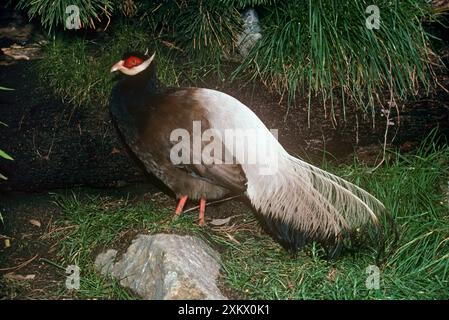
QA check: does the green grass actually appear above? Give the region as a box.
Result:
[36,23,185,110]
[47,139,449,300]
[1,85,14,180]
[145,0,242,63]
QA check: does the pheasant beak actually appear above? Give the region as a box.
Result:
[110,60,124,73]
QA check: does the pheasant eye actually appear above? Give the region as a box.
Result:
[124,56,143,68]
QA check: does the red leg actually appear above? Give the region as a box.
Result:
[175,195,188,216]
[199,198,206,226]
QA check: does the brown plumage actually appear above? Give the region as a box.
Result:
[110,51,389,257]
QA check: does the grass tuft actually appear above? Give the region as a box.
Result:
[234,0,441,119]
[16,0,114,34]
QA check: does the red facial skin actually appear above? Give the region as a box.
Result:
[123,56,143,69]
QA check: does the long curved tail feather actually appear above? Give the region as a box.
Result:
[247,153,390,257]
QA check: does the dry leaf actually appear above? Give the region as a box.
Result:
[210,217,232,226]
[29,219,41,228]
[4,273,35,281]
[161,40,184,52]
[226,233,240,244]
[327,268,337,282]
[110,147,121,155]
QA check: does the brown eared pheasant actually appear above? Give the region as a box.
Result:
[109,51,388,257]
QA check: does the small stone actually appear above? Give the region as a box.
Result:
[236,8,262,58]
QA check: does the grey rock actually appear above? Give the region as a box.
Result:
[237,8,262,57]
[95,234,227,300]
[95,249,118,274]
